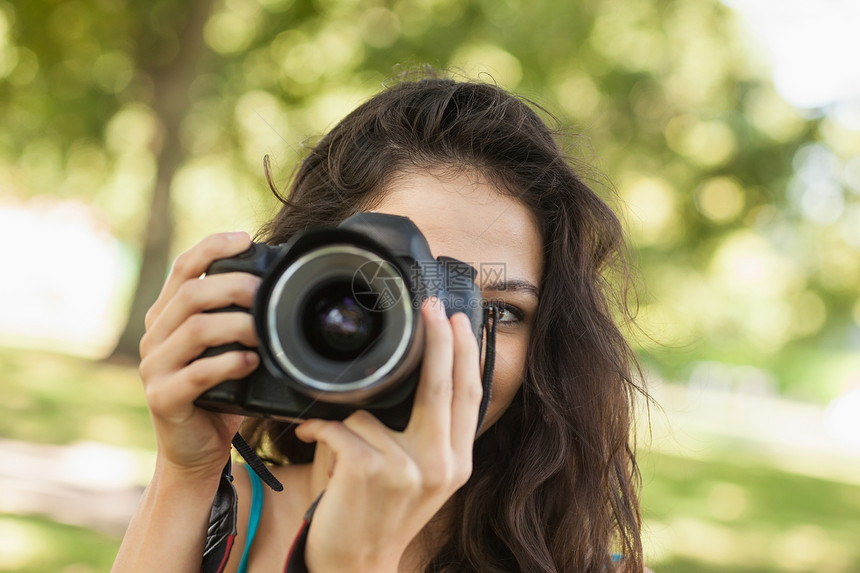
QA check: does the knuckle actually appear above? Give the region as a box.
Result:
[175,280,199,307]
[421,469,449,493]
[172,250,194,277]
[387,456,421,490]
[345,409,376,428]
[139,333,152,359]
[144,306,157,330]
[238,317,259,347]
[419,456,455,492]
[430,376,453,397]
[346,448,379,476]
[402,461,423,489]
[184,314,208,340]
[466,381,483,404]
[138,355,153,380]
[211,232,234,249]
[240,274,261,297]
[313,421,340,443]
[183,361,210,387]
[144,381,168,414]
[204,233,237,260]
[452,460,473,486]
[227,351,246,372]
[365,454,386,478]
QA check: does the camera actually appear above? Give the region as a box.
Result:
[193,212,487,430]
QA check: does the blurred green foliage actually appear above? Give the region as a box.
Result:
[2,0,857,399]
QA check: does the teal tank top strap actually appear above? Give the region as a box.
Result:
[237,463,264,573]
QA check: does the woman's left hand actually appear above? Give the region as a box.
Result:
[294,297,484,572]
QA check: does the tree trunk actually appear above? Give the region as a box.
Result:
[109,0,216,361]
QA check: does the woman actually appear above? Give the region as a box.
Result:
[113,74,649,572]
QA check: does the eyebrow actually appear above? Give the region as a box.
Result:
[481,278,540,299]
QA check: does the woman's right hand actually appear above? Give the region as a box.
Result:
[138,231,262,477]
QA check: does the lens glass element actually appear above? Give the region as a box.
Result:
[302,281,382,361]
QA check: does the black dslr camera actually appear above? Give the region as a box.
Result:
[194,212,487,430]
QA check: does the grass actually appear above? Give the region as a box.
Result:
[1,346,858,572]
[640,451,860,572]
[0,514,119,573]
[0,347,154,449]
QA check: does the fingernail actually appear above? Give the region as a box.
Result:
[228,231,248,242]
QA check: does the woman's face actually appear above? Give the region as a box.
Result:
[373,168,543,429]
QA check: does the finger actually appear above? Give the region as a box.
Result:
[142,272,261,354]
[146,350,259,418]
[449,312,483,456]
[341,410,403,454]
[295,420,381,474]
[142,312,259,377]
[406,297,454,440]
[145,232,252,330]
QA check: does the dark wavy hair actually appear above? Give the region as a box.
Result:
[242,71,646,572]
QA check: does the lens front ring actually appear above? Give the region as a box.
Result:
[265,245,418,401]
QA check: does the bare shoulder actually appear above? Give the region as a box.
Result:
[644,567,656,573]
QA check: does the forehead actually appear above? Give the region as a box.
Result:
[372,170,543,289]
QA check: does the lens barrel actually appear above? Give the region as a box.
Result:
[264,245,420,402]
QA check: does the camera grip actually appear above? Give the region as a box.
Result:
[198,243,273,370]
[207,243,275,277]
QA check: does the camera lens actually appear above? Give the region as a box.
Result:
[302,281,383,361]
[266,243,419,399]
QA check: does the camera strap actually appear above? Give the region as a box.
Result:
[476,303,497,433]
[200,458,237,573]
[231,433,284,491]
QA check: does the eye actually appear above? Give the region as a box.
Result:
[487,301,524,326]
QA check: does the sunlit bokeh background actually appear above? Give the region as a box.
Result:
[1,0,858,571]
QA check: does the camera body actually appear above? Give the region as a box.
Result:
[193,212,485,430]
